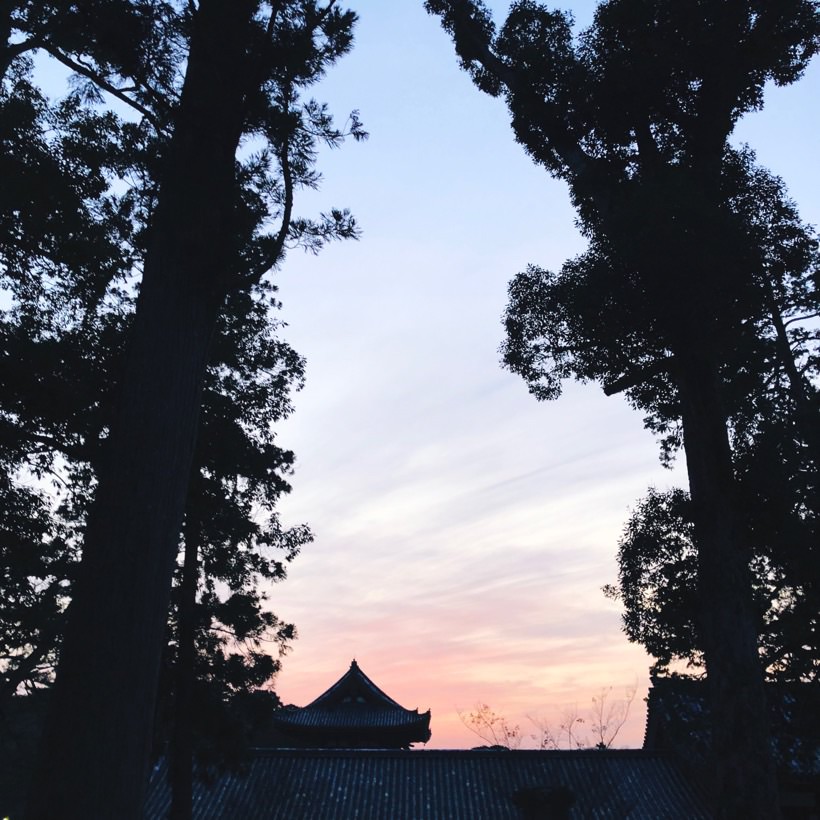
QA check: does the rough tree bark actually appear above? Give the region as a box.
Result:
[26,2,258,817]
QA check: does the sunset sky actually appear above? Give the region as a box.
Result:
[266,1,820,748]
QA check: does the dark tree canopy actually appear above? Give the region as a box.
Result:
[1,2,364,817]
[0,7,355,701]
[428,1,819,816]
[605,486,819,683]
[507,153,820,685]
[0,53,142,702]
[502,150,820,462]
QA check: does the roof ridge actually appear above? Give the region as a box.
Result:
[302,659,416,713]
[248,747,669,758]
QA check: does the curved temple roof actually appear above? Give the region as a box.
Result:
[273,660,432,748]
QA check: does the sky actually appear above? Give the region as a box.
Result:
[259,1,820,749]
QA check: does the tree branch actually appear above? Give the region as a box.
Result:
[1,594,65,705]
[0,417,91,463]
[42,46,164,132]
[234,130,295,290]
[430,2,608,207]
[1,37,42,76]
[603,356,676,396]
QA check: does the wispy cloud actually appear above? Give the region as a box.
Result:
[256,0,818,751]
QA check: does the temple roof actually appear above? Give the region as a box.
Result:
[302,659,417,711]
[272,660,431,747]
[145,749,711,819]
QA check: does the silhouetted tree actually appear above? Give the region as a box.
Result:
[605,486,819,683]
[162,284,313,820]
[427,1,819,816]
[2,224,313,812]
[515,156,819,683]
[1,0,353,712]
[0,53,143,706]
[4,3,363,817]
[604,489,702,675]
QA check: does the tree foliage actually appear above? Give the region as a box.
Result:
[606,486,819,683]
[502,150,819,460]
[603,489,701,674]
[2,2,363,816]
[0,53,141,701]
[428,1,819,815]
[0,31,330,706]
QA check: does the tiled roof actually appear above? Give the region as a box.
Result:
[276,706,428,730]
[144,748,710,819]
[272,660,432,745]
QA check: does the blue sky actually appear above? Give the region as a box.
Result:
[265,1,820,747]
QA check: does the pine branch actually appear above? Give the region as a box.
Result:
[42,46,164,132]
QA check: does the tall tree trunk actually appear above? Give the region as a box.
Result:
[676,347,781,819]
[25,3,257,817]
[169,519,200,820]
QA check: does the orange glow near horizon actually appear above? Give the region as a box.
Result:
[272,614,655,749]
[268,376,683,753]
[269,378,685,753]
[275,651,652,750]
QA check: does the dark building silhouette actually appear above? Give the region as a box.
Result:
[145,748,709,819]
[143,666,713,818]
[271,659,432,748]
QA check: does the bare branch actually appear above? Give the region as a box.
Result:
[42,46,164,132]
[589,683,636,749]
[457,702,522,749]
[2,36,42,70]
